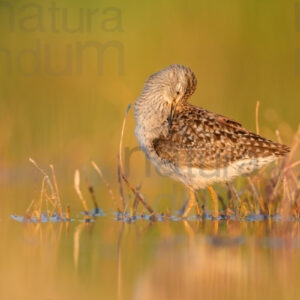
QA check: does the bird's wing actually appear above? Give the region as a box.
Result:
[207,112,243,129]
[152,104,290,170]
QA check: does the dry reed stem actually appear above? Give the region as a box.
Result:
[74,170,90,220]
[253,102,268,215]
[285,177,294,211]
[91,160,117,209]
[43,191,55,208]
[50,164,64,221]
[255,101,260,135]
[228,184,241,210]
[239,198,249,217]
[117,165,125,214]
[66,204,70,221]
[271,125,300,200]
[118,104,155,215]
[243,189,256,213]
[283,163,300,192]
[132,186,141,218]
[45,191,50,220]
[226,207,235,217]
[271,171,286,201]
[24,199,35,222]
[83,166,99,211]
[286,125,300,165]
[37,176,46,222]
[132,195,139,218]
[284,160,300,172]
[45,192,57,216]
[248,177,267,216]
[32,210,40,221]
[291,168,300,190]
[117,105,132,213]
[29,198,40,221]
[257,164,269,175]
[29,158,55,201]
[121,165,154,215]
[88,185,98,210]
[282,177,291,217]
[166,208,170,218]
[276,129,282,144]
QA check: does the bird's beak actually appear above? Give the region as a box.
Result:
[168,101,177,129]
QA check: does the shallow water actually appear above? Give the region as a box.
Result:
[2,212,300,300]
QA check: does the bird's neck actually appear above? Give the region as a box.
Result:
[134,94,170,144]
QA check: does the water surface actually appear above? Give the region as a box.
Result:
[1,214,300,300]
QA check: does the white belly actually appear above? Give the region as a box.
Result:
[152,156,277,189]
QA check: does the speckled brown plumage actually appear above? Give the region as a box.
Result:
[134,64,290,191]
[153,102,290,170]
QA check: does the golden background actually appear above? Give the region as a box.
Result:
[1,2,300,300]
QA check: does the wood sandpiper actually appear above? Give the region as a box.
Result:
[134,64,290,217]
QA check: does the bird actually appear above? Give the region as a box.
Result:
[133,64,290,217]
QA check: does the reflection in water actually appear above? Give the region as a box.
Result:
[117,223,124,300]
[134,221,300,300]
[1,219,300,300]
[134,237,300,300]
[183,220,195,247]
[73,223,85,270]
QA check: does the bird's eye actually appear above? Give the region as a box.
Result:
[176,91,180,95]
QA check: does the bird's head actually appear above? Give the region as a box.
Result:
[143,64,197,128]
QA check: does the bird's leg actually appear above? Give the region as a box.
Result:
[208,185,218,218]
[195,192,202,217]
[182,188,197,218]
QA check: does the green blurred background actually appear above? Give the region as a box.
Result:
[0,0,299,214]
